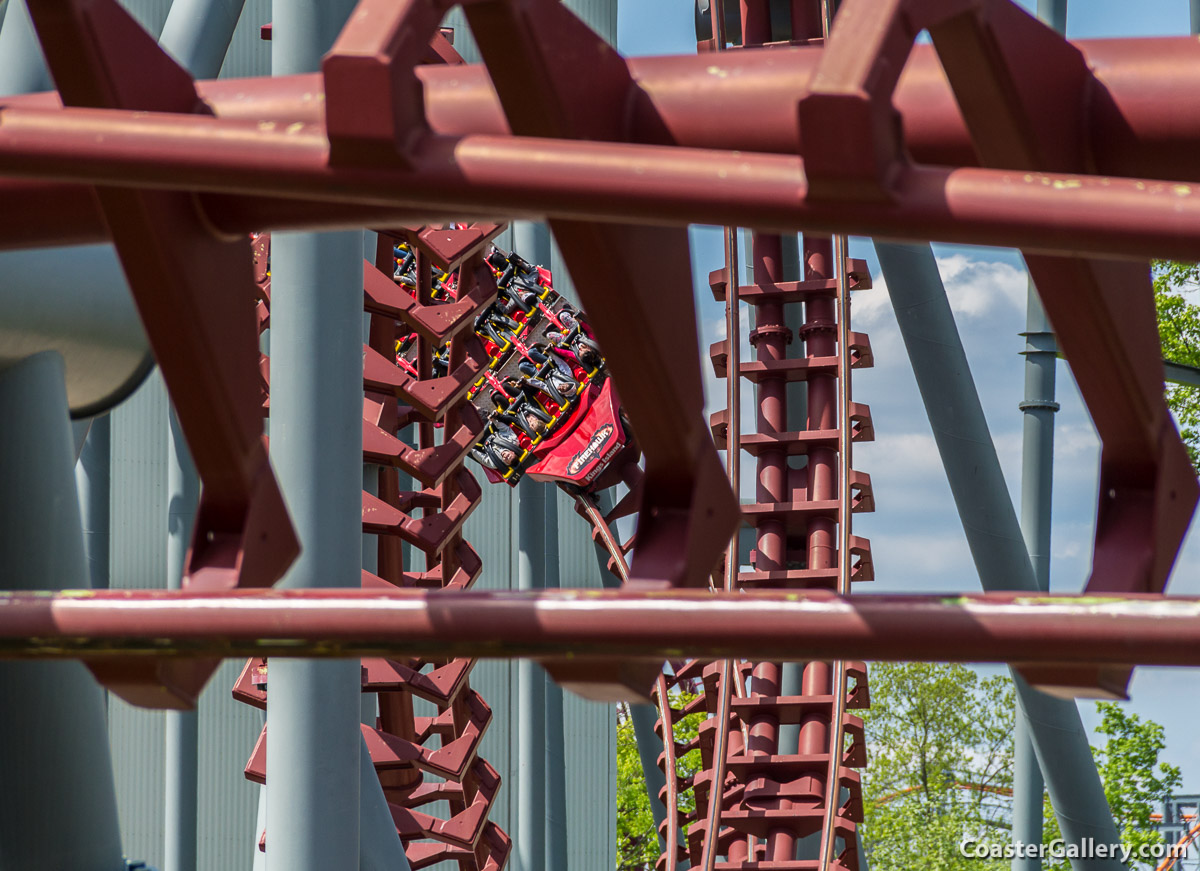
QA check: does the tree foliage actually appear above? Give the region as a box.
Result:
[1042,702,1183,871]
[618,668,1180,871]
[617,690,703,871]
[617,704,659,871]
[861,663,1014,871]
[1153,260,1200,468]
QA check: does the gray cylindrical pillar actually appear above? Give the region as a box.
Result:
[77,414,111,589]
[72,418,92,459]
[516,478,548,871]
[0,352,124,871]
[159,0,247,79]
[0,0,50,95]
[542,491,569,868]
[874,241,1123,870]
[875,243,1037,584]
[1037,0,1067,35]
[1014,282,1057,869]
[166,408,201,871]
[361,464,380,727]
[357,740,409,871]
[266,2,363,869]
[1013,6,1065,867]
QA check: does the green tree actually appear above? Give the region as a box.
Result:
[619,668,1181,871]
[617,704,658,871]
[617,691,703,871]
[861,663,1015,871]
[1153,260,1200,467]
[1042,702,1182,870]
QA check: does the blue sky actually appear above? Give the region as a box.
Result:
[616,1,1200,791]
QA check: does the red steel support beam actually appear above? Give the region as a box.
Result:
[799,0,1199,696]
[22,0,298,708]
[458,0,739,589]
[0,590,1198,668]
[9,38,1200,180]
[5,124,1200,261]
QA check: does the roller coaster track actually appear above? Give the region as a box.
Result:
[645,9,876,869]
[234,226,512,870]
[1157,820,1200,871]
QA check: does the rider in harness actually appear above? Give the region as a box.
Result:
[470,419,523,473]
[546,309,603,371]
[518,344,580,407]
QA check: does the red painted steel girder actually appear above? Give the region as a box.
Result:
[7,125,1200,262]
[0,590,1198,669]
[799,0,1197,699]
[20,0,298,709]
[7,36,1200,180]
[454,0,739,589]
[6,113,1200,261]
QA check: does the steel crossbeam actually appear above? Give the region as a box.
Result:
[0,589,1196,666]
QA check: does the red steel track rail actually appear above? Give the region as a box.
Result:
[652,6,876,869]
[236,218,513,868]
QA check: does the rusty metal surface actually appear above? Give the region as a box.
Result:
[11,36,1200,175]
[802,0,1197,694]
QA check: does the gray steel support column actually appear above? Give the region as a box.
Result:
[1013,5,1066,868]
[543,492,569,868]
[0,0,244,426]
[166,408,200,871]
[361,464,380,727]
[77,414,111,590]
[357,740,409,871]
[72,418,93,459]
[1038,0,1067,35]
[874,241,1122,870]
[0,351,123,871]
[516,477,547,871]
[1013,291,1056,870]
[266,3,363,870]
[0,0,50,95]
[159,0,246,78]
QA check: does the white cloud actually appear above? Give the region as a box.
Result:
[937,254,1028,318]
[863,255,1028,327]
